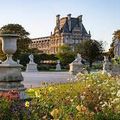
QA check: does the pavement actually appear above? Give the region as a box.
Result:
[22,71,72,88]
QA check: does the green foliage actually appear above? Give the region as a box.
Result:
[57,52,75,65]
[112,57,120,65]
[26,73,120,119]
[0,91,29,120]
[92,62,103,70]
[0,24,31,60]
[19,53,29,66]
[1,73,120,119]
[59,44,72,53]
[75,39,103,67]
[57,45,75,65]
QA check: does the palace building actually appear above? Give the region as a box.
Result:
[29,14,91,54]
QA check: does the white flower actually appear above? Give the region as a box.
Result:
[81,95,85,100]
[117,90,120,97]
[110,87,115,91]
[111,92,116,95]
[111,98,120,104]
[101,104,106,108]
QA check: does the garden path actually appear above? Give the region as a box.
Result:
[22,72,71,88]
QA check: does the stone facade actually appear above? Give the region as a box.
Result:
[29,36,50,54]
[30,14,91,54]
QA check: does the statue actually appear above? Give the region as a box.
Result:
[102,56,111,74]
[73,53,82,64]
[103,56,108,62]
[29,54,34,63]
[69,53,85,75]
[56,60,61,71]
[26,54,38,72]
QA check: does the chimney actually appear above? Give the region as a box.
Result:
[78,15,83,32]
[89,30,91,38]
[78,15,83,23]
[56,14,60,29]
[67,14,71,31]
[50,31,52,36]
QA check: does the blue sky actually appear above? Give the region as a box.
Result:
[0,0,119,50]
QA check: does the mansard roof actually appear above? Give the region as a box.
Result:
[54,17,88,36]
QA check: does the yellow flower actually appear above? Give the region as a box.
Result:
[76,105,81,112]
[117,90,120,97]
[27,88,34,92]
[35,90,41,98]
[25,101,30,108]
[50,108,59,118]
[81,105,87,112]
[48,87,54,92]
[76,105,87,112]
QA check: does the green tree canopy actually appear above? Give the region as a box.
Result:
[0,24,31,60]
[59,44,72,53]
[75,39,103,67]
[57,45,75,65]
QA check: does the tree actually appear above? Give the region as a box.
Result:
[75,39,103,67]
[0,24,31,60]
[59,44,72,53]
[57,45,75,65]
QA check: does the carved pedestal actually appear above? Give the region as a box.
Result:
[69,63,84,75]
[26,63,38,72]
[0,64,26,99]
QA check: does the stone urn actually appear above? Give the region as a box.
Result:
[1,34,18,65]
[0,34,26,99]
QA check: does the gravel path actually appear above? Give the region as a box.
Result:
[22,72,72,88]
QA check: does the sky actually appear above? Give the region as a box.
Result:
[0,0,119,51]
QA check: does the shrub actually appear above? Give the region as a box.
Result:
[1,73,120,119]
[26,73,120,119]
[0,90,29,120]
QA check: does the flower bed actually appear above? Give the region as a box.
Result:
[1,73,120,120]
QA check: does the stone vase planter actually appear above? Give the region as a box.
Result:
[0,34,18,65]
[0,34,26,99]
